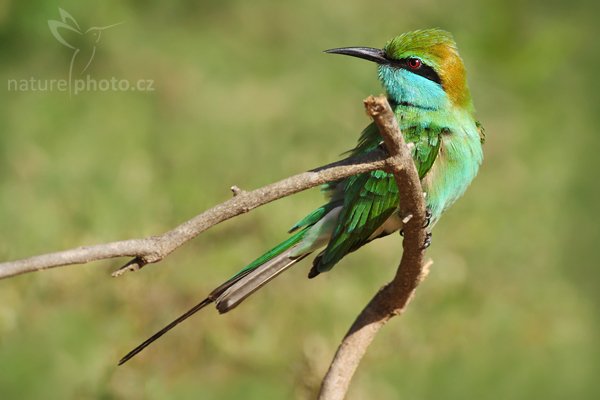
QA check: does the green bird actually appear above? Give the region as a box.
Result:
[119,28,484,365]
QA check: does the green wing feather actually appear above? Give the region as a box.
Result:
[231,226,310,279]
[314,121,443,273]
[288,201,341,233]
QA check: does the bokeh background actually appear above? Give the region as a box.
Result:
[0,0,598,399]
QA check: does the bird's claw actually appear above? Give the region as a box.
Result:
[422,232,432,249]
[401,230,432,248]
[401,209,431,236]
[423,208,432,228]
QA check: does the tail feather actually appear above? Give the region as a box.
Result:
[118,297,212,365]
[215,250,310,313]
[118,228,311,365]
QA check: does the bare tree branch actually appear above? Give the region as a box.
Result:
[0,145,387,280]
[318,96,429,400]
[0,96,430,400]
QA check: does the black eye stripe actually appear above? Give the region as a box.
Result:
[389,58,442,85]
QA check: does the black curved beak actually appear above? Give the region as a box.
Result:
[324,47,389,64]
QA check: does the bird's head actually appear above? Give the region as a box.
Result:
[325,29,472,111]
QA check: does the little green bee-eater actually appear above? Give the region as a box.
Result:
[119,28,484,365]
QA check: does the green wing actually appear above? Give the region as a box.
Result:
[313,122,442,274]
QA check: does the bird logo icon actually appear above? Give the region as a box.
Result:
[48,8,122,81]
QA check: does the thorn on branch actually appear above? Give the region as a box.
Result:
[419,259,434,283]
[112,257,147,277]
[230,185,245,197]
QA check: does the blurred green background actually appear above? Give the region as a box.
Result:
[0,0,598,399]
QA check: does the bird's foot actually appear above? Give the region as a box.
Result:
[422,232,432,249]
[423,208,432,228]
[400,209,431,236]
[400,230,432,249]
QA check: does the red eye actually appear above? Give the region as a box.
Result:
[407,58,422,69]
